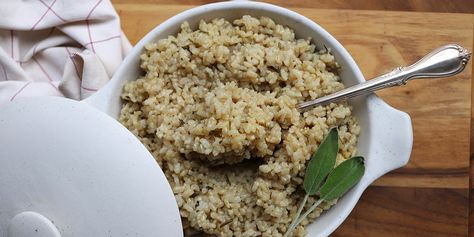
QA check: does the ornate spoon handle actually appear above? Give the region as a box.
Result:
[297,44,471,111]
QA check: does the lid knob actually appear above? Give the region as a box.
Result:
[8,212,61,237]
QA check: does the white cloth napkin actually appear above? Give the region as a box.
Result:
[0,0,132,104]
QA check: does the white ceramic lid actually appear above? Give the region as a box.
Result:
[0,97,182,237]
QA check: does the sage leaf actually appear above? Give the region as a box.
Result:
[303,127,339,195]
[319,156,365,201]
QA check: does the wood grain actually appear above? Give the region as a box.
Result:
[113,0,474,13]
[334,186,469,237]
[469,25,474,237]
[114,4,474,189]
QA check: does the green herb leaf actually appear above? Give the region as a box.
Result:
[303,127,339,195]
[319,156,365,201]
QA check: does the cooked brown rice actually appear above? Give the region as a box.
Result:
[119,15,360,237]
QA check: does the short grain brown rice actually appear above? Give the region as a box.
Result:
[119,15,360,237]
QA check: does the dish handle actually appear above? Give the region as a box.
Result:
[363,96,413,184]
[81,75,122,119]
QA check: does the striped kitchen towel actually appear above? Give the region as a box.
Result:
[0,0,132,104]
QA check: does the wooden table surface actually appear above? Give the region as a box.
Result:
[113,1,474,236]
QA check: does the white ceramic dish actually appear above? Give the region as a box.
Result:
[85,1,413,236]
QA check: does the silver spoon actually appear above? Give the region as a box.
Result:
[297,44,471,111]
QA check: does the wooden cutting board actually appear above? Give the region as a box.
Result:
[113,3,474,236]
